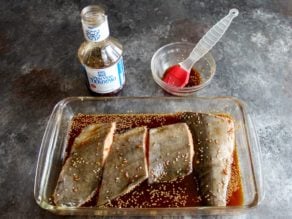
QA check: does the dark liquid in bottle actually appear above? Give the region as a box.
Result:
[78,41,124,95]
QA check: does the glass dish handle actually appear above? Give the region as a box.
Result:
[247,115,264,204]
[34,103,60,204]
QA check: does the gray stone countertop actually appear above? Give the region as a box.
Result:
[0,0,291,218]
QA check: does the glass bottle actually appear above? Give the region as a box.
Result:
[78,5,125,95]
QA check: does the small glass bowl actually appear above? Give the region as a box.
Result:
[151,42,216,96]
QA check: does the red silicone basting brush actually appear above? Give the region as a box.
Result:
[163,9,239,87]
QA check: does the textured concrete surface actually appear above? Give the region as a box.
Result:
[0,0,291,218]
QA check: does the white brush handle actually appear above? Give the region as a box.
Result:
[181,9,239,71]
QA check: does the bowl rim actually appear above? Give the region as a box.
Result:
[151,41,216,92]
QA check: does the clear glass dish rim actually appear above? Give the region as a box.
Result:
[34,96,263,215]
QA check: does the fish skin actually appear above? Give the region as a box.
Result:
[181,112,235,206]
[148,123,194,184]
[53,123,116,207]
[97,126,148,206]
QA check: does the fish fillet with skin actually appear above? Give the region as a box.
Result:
[97,126,148,206]
[181,112,235,206]
[148,123,194,184]
[53,122,116,207]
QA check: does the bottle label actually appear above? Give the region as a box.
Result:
[82,17,110,42]
[85,57,125,94]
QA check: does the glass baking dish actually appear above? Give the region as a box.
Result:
[34,96,263,216]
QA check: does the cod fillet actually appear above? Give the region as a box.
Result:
[53,122,116,207]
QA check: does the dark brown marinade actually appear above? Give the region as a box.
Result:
[185,68,201,87]
[64,113,243,207]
